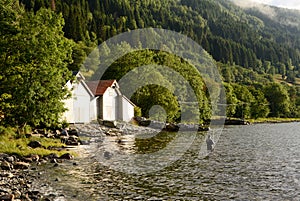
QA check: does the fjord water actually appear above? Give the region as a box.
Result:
[35,122,300,200]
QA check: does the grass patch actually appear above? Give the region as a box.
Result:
[0,126,70,157]
[249,117,300,124]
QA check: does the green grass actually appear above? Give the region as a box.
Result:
[249,117,300,124]
[0,127,70,157]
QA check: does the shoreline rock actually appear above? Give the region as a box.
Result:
[0,151,75,201]
[0,120,208,200]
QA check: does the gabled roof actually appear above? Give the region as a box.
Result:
[72,71,95,97]
[73,71,85,80]
[86,80,117,96]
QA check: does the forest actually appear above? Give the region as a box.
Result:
[1,0,300,128]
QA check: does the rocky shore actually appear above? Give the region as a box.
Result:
[0,120,208,200]
[0,122,158,201]
[73,121,159,138]
[0,128,79,201]
[0,152,76,201]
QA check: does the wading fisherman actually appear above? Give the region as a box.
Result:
[206,134,214,152]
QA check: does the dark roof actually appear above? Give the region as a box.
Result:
[86,80,116,96]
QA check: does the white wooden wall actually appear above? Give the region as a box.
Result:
[102,87,119,121]
[63,81,98,123]
[73,82,91,123]
[121,96,135,122]
[63,79,135,123]
[89,97,98,122]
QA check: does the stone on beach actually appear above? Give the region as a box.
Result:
[0,194,14,201]
[101,120,117,128]
[50,158,58,164]
[59,153,74,160]
[5,156,15,163]
[30,154,39,162]
[28,141,42,149]
[0,161,12,171]
[13,162,30,169]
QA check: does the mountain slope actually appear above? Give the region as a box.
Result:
[19,0,300,79]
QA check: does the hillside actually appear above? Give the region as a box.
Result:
[19,0,300,81]
[1,0,300,128]
[18,0,300,119]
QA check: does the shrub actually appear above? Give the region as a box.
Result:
[134,106,142,117]
[0,126,16,137]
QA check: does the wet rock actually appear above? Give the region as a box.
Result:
[164,123,179,132]
[37,159,47,165]
[1,172,14,178]
[68,135,78,141]
[133,195,145,200]
[0,187,11,194]
[50,159,58,164]
[59,153,74,160]
[30,154,39,162]
[22,157,33,163]
[198,126,210,131]
[48,153,59,159]
[68,129,78,136]
[104,151,113,160]
[45,133,55,138]
[14,190,22,199]
[102,120,117,128]
[55,178,61,182]
[5,156,15,163]
[138,120,151,127]
[30,190,41,196]
[0,194,14,201]
[134,116,146,122]
[28,141,42,149]
[55,130,61,135]
[0,153,9,159]
[1,161,12,170]
[13,162,30,169]
[60,136,69,144]
[66,135,80,146]
[105,130,120,136]
[21,193,32,201]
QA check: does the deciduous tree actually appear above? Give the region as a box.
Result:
[0,3,73,128]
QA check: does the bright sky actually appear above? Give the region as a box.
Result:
[251,0,300,10]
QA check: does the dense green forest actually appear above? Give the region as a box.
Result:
[1,0,300,128]
[19,0,300,78]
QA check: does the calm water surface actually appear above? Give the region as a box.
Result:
[34,122,300,200]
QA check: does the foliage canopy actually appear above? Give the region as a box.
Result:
[0,1,74,128]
